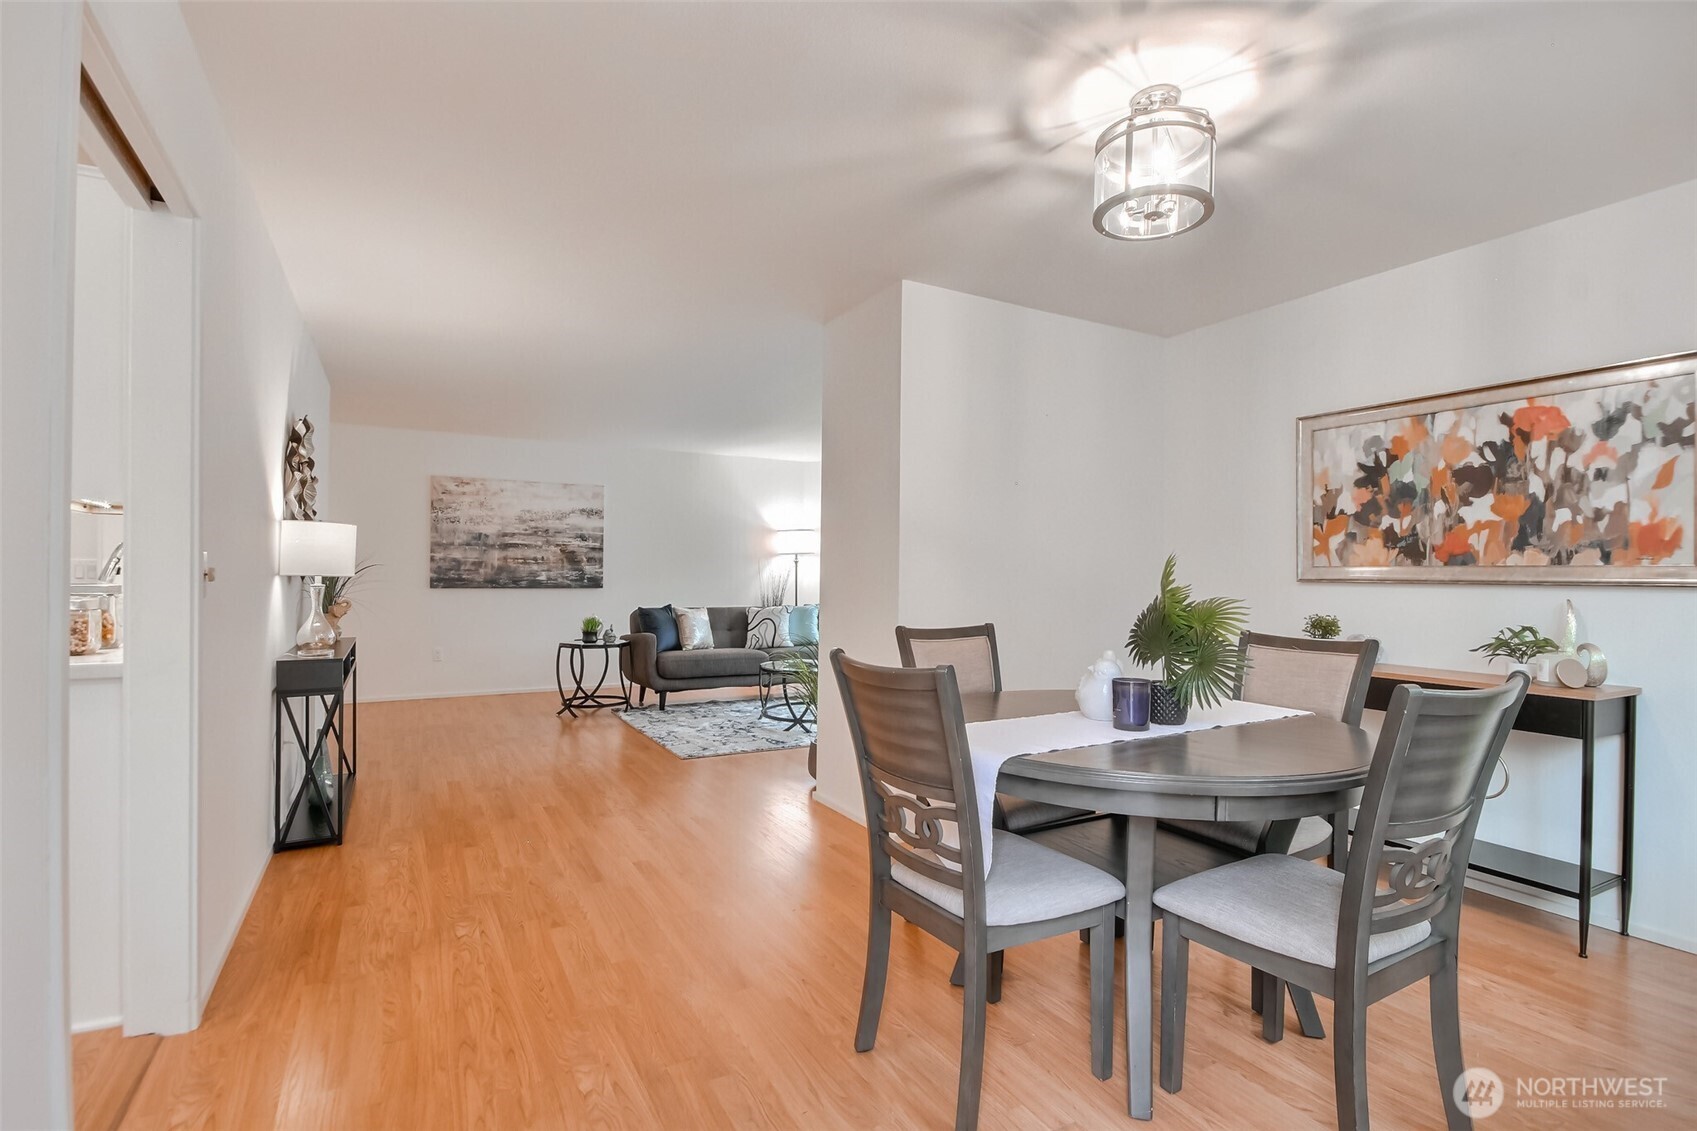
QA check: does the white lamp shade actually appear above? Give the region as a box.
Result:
[278,520,357,577]
[768,528,819,556]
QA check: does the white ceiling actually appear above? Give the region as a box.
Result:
[182,1,1697,461]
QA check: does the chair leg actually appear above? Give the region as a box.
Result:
[1250,967,1264,1015]
[987,951,1004,1005]
[637,686,647,706]
[657,691,667,710]
[1334,981,1370,1131]
[1261,976,1286,1043]
[956,946,988,1131]
[1160,912,1189,1093]
[1290,985,1327,1039]
[949,952,965,988]
[854,899,891,1053]
[1089,909,1114,1081]
[1431,961,1472,1130]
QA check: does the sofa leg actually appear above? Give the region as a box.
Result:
[658,691,668,710]
[638,686,647,707]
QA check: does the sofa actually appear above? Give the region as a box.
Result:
[622,605,816,708]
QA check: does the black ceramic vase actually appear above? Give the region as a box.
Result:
[1149,683,1188,726]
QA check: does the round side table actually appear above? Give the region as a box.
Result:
[555,640,631,718]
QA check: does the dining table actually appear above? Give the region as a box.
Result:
[959,689,1375,1121]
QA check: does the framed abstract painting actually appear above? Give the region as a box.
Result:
[429,476,605,588]
[1299,352,1697,585]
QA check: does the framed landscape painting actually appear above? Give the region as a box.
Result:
[429,476,605,588]
[1298,352,1697,585]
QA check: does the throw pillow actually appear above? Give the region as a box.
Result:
[745,605,794,650]
[634,605,680,652]
[789,604,820,646]
[673,605,716,650]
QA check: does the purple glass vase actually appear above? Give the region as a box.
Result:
[1112,677,1151,731]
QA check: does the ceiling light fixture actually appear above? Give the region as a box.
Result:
[1092,84,1215,241]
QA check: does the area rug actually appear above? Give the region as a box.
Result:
[617,698,814,759]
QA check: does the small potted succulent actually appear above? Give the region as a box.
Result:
[581,615,603,644]
[1302,613,1341,640]
[1470,625,1559,681]
[1126,555,1249,725]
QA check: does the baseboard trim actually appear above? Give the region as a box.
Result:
[71,1015,123,1035]
[1463,874,1694,954]
[197,848,270,1021]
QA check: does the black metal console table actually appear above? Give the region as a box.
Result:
[555,640,630,717]
[274,637,357,851]
[1367,664,1637,957]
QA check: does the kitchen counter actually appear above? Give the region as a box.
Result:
[69,648,123,680]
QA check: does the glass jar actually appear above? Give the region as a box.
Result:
[69,596,102,656]
[98,593,120,650]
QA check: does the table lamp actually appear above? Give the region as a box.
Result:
[767,528,819,604]
[279,520,357,655]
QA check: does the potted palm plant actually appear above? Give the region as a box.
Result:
[1126,555,1250,725]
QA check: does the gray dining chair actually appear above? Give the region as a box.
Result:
[895,623,1095,836]
[1157,630,1380,1039]
[1154,673,1529,1131]
[832,649,1124,1131]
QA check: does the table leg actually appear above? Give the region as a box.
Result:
[555,644,571,717]
[1579,701,1595,959]
[1620,696,1635,937]
[1123,814,1156,1120]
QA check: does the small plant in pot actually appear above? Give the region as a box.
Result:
[1302,612,1341,640]
[1470,625,1559,679]
[581,615,603,644]
[1126,555,1250,725]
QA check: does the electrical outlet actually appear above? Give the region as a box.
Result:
[433,647,444,663]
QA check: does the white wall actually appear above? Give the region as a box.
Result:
[1163,181,1697,951]
[0,2,80,1123]
[87,1,336,1015]
[814,281,1168,817]
[331,424,820,701]
[815,284,907,817]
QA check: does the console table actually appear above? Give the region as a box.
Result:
[274,637,357,851]
[1367,663,1636,957]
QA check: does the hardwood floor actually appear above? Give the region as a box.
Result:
[77,691,1695,1129]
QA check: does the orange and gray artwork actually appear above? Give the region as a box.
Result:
[1311,374,1694,572]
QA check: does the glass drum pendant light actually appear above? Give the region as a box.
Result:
[1093,83,1216,241]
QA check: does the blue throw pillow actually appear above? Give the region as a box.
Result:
[789,604,819,646]
[635,605,680,652]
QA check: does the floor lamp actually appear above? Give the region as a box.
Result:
[768,528,819,604]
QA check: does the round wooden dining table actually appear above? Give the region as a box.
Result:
[959,689,1375,1121]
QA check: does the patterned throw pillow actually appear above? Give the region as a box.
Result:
[673,606,716,650]
[789,604,819,645]
[746,605,793,650]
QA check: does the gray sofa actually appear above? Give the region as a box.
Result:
[622,606,813,708]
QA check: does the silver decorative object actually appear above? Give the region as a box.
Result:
[284,415,318,521]
[1575,642,1608,687]
[1093,84,1216,241]
[1558,599,1579,654]
[601,626,617,644]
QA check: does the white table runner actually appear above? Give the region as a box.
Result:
[961,700,1310,874]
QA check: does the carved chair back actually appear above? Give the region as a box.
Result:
[832,650,986,917]
[895,623,1002,695]
[1340,673,1528,965]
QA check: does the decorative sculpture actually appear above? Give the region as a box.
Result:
[284,415,317,521]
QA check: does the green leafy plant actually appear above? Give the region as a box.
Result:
[321,562,376,614]
[790,643,820,708]
[1470,625,1559,665]
[1303,613,1342,640]
[581,615,603,635]
[1126,554,1250,710]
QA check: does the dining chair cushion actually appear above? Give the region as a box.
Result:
[998,795,1095,834]
[1161,815,1333,856]
[891,830,1125,927]
[1154,854,1431,968]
